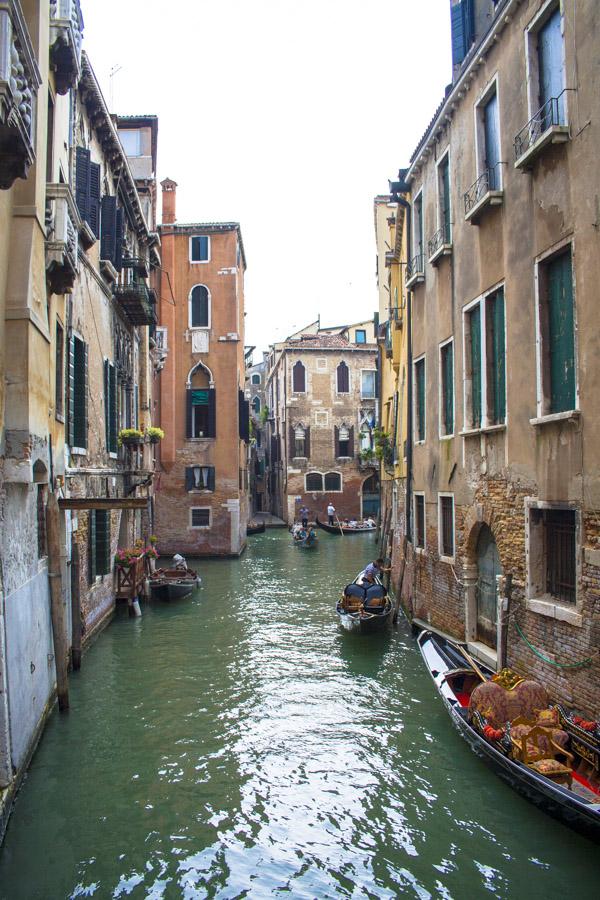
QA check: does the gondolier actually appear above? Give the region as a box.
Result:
[300,505,309,528]
[362,558,390,584]
[327,501,336,525]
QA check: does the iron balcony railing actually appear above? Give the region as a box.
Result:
[122,256,150,276]
[427,223,451,258]
[114,281,154,325]
[464,163,503,215]
[406,252,425,282]
[514,90,570,161]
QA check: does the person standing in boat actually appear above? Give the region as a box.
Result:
[327,501,336,526]
[300,505,309,529]
[362,558,390,584]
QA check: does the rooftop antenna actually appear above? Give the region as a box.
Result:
[109,64,123,110]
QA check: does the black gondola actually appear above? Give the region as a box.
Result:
[336,573,393,633]
[417,629,600,842]
[247,521,266,535]
[315,516,376,536]
[292,529,318,549]
[149,567,201,601]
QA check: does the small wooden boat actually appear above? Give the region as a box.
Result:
[247,521,266,535]
[336,573,392,633]
[316,516,376,536]
[149,567,201,601]
[293,529,318,549]
[417,629,600,842]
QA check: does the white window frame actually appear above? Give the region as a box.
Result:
[474,74,503,189]
[304,471,343,493]
[360,369,377,400]
[188,284,211,330]
[189,234,211,264]
[461,282,507,434]
[524,497,581,626]
[435,148,452,241]
[305,471,323,492]
[438,337,455,439]
[438,492,455,563]
[532,239,578,423]
[413,352,426,445]
[189,507,211,529]
[414,491,426,552]
[412,188,424,259]
[524,0,568,124]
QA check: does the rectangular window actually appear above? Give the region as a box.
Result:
[187,388,216,439]
[185,466,215,492]
[355,329,366,344]
[537,248,575,415]
[439,495,454,559]
[69,334,88,450]
[89,509,111,581]
[190,507,211,529]
[486,288,506,424]
[104,360,118,453]
[483,91,501,188]
[528,506,576,605]
[414,493,425,550]
[55,321,64,419]
[361,370,376,399]
[467,305,482,428]
[190,235,210,263]
[413,192,424,258]
[37,485,47,559]
[75,147,100,237]
[438,155,451,242]
[451,0,475,68]
[414,356,426,442]
[537,7,565,126]
[118,129,142,156]
[440,340,454,437]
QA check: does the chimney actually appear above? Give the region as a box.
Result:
[161,177,178,224]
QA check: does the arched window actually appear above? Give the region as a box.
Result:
[324,472,342,492]
[252,396,260,414]
[251,373,261,385]
[189,285,210,328]
[337,361,349,393]
[292,361,306,393]
[306,472,323,492]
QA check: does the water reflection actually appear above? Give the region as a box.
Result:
[0,530,598,899]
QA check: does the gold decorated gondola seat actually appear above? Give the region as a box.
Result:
[511,725,574,787]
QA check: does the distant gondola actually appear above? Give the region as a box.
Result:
[336,573,392,633]
[149,567,201,601]
[247,521,266,535]
[417,628,600,842]
[292,529,318,549]
[316,517,376,536]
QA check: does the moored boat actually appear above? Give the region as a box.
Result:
[316,517,376,536]
[247,521,266,535]
[149,567,201,601]
[336,573,392,633]
[417,629,600,842]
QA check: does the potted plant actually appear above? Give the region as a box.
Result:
[145,426,165,445]
[118,427,144,449]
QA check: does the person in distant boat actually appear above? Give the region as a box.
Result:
[300,505,309,528]
[348,517,358,528]
[173,553,187,571]
[364,516,376,528]
[362,557,390,584]
[292,522,302,537]
[327,501,336,525]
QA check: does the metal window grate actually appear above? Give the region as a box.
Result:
[440,496,454,557]
[545,510,576,604]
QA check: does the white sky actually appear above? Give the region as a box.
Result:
[83,0,451,354]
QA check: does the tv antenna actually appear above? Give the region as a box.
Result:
[109,64,123,110]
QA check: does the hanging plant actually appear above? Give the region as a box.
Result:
[145,426,165,444]
[118,428,144,448]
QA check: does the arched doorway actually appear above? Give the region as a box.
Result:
[476,525,501,648]
[361,472,380,518]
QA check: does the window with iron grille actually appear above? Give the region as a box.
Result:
[190,507,211,528]
[528,506,576,605]
[414,494,425,550]
[306,472,323,492]
[324,472,342,492]
[439,495,454,558]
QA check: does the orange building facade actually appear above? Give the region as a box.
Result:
[155,180,249,556]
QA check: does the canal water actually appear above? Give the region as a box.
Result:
[0,530,598,898]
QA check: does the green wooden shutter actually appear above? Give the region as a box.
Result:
[89,163,101,237]
[68,335,76,446]
[207,388,216,438]
[207,467,215,492]
[442,158,451,241]
[110,366,117,452]
[97,510,111,575]
[186,388,193,438]
[72,337,88,448]
[104,359,109,448]
[305,426,310,459]
[548,252,575,413]
[88,510,97,582]
[416,359,425,441]
[114,208,124,271]
[489,289,506,424]
[442,343,454,435]
[470,306,482,428]
[75,147,90,221]
[348,425,354,458]
[334,425,340,457]
[238,389,250,442]
[100,195,117,262]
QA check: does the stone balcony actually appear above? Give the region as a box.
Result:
[0,0,41,189]
[49,0,83,95]
[45,182,80,294]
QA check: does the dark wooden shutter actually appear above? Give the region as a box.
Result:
[270,435,277,463]
[238,389,250,442]
[96,510,111,575]
[89,162,100,237]
[348,426,354,458]
[72,337,88,448]
[305,426,310,460]
[88,509,97,582]
[186,388,193,438]
[110,364,117,452]
[292,361,305,392]
[104,359,109,447]
[442,343,454,435]
[548,252,575,414]
[334,425,340,458]
[207,388,216,438]
[207,467,215,491]
[489,289,506,424]
[114,208,124,271]
[101,195,117,262]
[451,0,474,68]
[416,358,425,442]
[185,466,195,491]
[337,362,349,393]
[470,306,482,428]
[68,334,76,446]
[289,424,295,459]
[75,146,90,221]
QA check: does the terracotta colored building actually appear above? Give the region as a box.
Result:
[155,180,250,556]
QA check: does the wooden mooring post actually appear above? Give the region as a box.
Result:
[71,544,82,671]
[46,492,69,711]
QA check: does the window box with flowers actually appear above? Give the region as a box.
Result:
[118,428,144,450]
[145,426,164,445]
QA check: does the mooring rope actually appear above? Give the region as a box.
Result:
[513,620,597,669]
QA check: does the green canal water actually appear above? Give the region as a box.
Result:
[0,530,598,898]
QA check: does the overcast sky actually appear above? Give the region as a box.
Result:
[83,0,451,354]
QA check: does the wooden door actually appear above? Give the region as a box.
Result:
[476,526,501,649]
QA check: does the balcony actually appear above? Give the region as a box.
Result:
[114,280,154,325]
[405,253,425,289]
[464,165,503,225]
[122,255,150,277]
[49,0,83,95]
[45,183,80,293]
[427,224,452,265]
[0,0,41,189]
[514,92,570,170]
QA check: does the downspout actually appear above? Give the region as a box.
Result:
[393,193,412,544]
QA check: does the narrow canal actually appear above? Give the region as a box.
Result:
[0,530,598,898]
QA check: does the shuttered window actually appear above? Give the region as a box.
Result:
[100,196,117,263]
[55,321,64,418]
[337,362,349,393]
[414,494,425,550]
[186,387,216,438]
[468,305,482,428]
[451,0,475,68]
[75,147,100,237]
[89,510,111,581]
[546,251,575,414]
[439,495,454,558]
[104,360,118,453]
[238,389,250,442]
[415,357,425,442]
[69,335,88,449]
[440,341,454,436]
[190,235,210,262]
[292,361,306,393]
[486,289,506,424]
[439,155,451,241]
[185,466,215,492]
